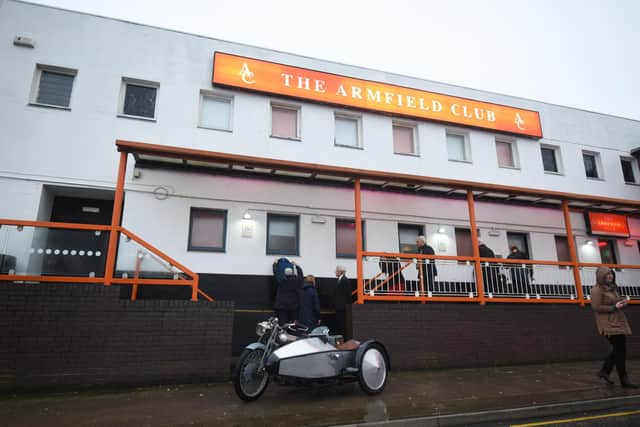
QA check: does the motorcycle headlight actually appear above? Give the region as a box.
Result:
[256,321,270,337]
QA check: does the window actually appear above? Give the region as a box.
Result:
[334,114,360,148]
[598,239,618,264]
[393,122,418,155]
[267,214,299,255]
[336,219,366,258]
[31,65,77,108]
[119,78,159,119]
[199,92,232,130]
[271,104,300,139]
[398,224,424,253]
[541,145,561,173]
[188,208,227,252]
[554,236,571,262]
[496,139,518,168]
[446,132,470,162]
[582,151,601,179]
[507,232,530,258]
[621,158,636,183]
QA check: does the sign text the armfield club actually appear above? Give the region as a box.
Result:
[212,52,543,138]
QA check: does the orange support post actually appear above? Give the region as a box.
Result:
[467,190,486,305]
[354,178,364,304]
[131,250,141,301]
[104,151,128,286]
[562,200,585,305]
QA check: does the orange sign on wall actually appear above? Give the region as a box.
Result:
[212,52,543,138]
[586,212,630,237]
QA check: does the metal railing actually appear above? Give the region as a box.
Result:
[361,251,639,304]
[0,219,207,301]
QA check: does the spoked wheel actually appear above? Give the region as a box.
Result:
[233,348,270,401]
[358,344,388,395]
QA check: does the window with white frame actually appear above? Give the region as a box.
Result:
[188,208,227,252]
[334,114,361,148]
[271,103,300,139]
[496,139,518,168]
[119,77,159,119]
[620,157,637,183]
[199,92,233,130]
[446,131,470,162]
[582,151,602,179]
[541,144,562,173]
[30,64,77,108]
[393,122,418,155]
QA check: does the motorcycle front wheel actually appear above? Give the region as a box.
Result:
[233,348,270,401]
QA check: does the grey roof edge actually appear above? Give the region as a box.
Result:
[9,0,640,123]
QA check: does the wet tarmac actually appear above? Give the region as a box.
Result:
[1,360,639,426]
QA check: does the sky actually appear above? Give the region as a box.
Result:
[27,0,640,120]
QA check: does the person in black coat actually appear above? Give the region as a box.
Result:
[478,240,500,294]
[507,245,533,295]
[333,265,354,339]
[298,275,321,330]
[416,236,437,292]
[274,262,303,325]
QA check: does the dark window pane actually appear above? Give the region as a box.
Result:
[336,219,365,257]
[583,154,598,178]
[267,214,298,255]
[455,228,473,257]
[598,239,617,264]
[398,224,424,253]
[541,148,558,172]
[37,71,74,107]
[507,232,529,258]
[621,159,635,183]
[554,236,570,262]
[124,84,157,118]
[188,209,226,251]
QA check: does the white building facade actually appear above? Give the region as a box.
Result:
[1,0,640,297]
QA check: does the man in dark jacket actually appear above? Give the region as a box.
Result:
[274,262,303,325]
[478,240,499,294]
[416,236,437,292]
[333,265,353,339]
[507,245,533,295]
[298,275,320,330]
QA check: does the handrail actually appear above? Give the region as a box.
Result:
[0,218,111,231]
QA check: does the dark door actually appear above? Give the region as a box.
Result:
[598,239,618,264]
[43,197,114,276]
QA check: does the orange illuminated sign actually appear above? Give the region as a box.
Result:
[585,212,630,237]
[212,52,543,138]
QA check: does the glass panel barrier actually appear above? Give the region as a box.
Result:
[0,224,109,277]
[581,266,640,300]
[115,232,190,280]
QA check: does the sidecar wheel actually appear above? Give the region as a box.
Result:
[233,348,269,401]
[358,344,388,395]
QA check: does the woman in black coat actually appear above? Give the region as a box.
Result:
[298,275,321,330]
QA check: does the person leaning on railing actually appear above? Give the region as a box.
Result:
[591,266,638,388]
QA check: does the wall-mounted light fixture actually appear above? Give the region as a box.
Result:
[585,240,594,246]
[243,211,252,220]
[437,226,446,234]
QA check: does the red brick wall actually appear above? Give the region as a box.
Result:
[0,283,233,391]
[353,303,640,370]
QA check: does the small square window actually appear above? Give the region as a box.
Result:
[583,151,601,179]
[30,65,77,108]
[336,219,366,258]
[119,78,159,119]
[271,104,300,139]
[446,132,470,162]
[496,139,518,168]
[621,158,636,183]
[334,115,360,148]
[188,208,227,252]
[199,93,232,130]
[398,224,424,253]
[541,145,561,173]
[393,123,418,155]
[267,214,299,255]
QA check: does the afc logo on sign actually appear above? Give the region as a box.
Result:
[239,63,255,84]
